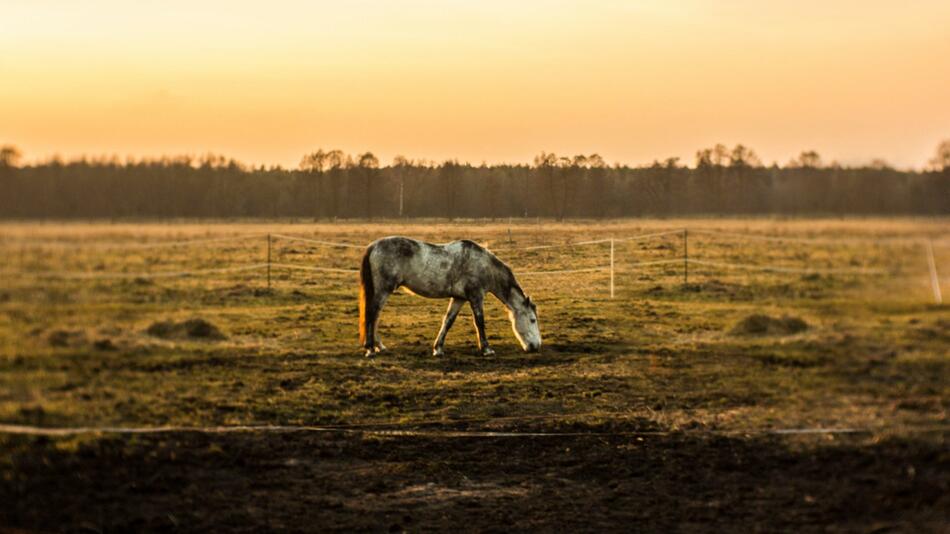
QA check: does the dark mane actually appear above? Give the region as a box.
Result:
[487,251,524,301]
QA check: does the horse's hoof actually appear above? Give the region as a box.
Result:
[481,347,495,356]
[376,342,387,351]
[432,348,444,357]
[364,349,375,358]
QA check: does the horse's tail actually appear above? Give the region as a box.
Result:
[359,245,375,346]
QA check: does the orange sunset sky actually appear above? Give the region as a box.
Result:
[2,0,949,169]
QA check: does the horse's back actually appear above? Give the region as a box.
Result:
[368,236,491,299]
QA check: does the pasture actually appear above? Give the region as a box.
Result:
[1,218,948,532]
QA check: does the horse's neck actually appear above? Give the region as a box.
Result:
[489,271,523,310]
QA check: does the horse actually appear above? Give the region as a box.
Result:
[358,236,541,358]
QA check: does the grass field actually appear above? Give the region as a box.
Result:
[1,218,948,531]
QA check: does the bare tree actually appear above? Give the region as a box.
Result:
[929,140,950,171]
[358,152,379,218]
[323,149,348,219]
[298,149,328,217]
[440,159,461,220]
[729,144,761,168]
[325,150,347,170]
[299,149,328,172]
[533,152,558,218]
[484,166,503,220]
[0,145,22,168]
[393,155,411,217]
[789,150,823,169]
[586,154,608,217]
[870,159,892,171]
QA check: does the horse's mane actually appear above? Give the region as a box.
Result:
[486,249,525,302]
[455,239,528,304]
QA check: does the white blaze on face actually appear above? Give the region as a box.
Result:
[509,300,541,352]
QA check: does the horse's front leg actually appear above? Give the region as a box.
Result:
[433,297,464,357]
[469,295,494,356]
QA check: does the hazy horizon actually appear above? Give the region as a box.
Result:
[2,145,945,171]
[3,1,949,169]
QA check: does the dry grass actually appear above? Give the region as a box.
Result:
[0,218,946,433]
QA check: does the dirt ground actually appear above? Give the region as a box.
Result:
[2,429,948,533]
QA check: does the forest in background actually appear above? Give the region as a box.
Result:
[1,142,948,219]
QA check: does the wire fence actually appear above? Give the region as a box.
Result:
[2,227,945,303]
[684,259,887,275]
[269,233,365,249]
[1,233,265,250]
[26,263,270,280]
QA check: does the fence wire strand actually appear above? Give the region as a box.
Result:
[0,422,945,439]
[13,263,268,280]
[5,233,265,250]
[0,227,935,283]
[491,238,612,252]
[685,258,886,275]
[687,228,939,245]
[615,229,685,242]
[270,234,366,249]
[519,266,607,276]
[269,262,359,274]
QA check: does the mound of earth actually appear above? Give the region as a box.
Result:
[46,329,88,348]
[913,318,950,341]
[730,314,808,336]
[146,318,226,340]
[92,338,118,351]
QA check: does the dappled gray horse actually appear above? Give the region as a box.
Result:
[359,236,541,357]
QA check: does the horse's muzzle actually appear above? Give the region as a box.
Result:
[526,343,540,353]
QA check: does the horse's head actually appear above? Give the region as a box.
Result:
[508,294,541,352]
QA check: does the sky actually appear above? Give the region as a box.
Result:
[2,0,949,169]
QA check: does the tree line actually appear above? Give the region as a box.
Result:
[0,142,948,219]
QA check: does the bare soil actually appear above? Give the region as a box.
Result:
[2,430,948,533]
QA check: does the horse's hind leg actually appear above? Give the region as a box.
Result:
[433,297,464,357]
[372,292,391,353]
[364,290,391,356]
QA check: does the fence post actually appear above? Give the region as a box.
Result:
[267,234,272,289]
[683,228,688,288]
[925,239,942,304]
[399,179,404,218]
[610,237,615,299]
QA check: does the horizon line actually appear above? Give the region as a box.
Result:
[3,145,943,173]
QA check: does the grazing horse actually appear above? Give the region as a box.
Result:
[359,236,541,357]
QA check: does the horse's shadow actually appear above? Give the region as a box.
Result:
[371,339,619,373]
